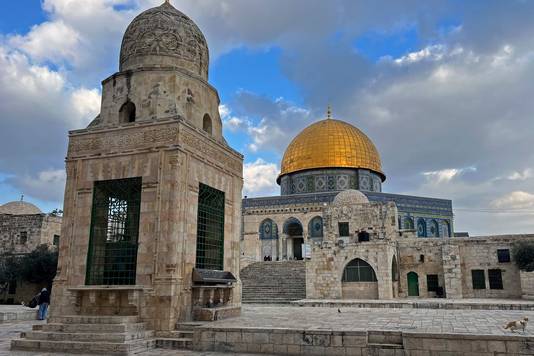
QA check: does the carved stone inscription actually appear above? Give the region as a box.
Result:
[69,126,179,156]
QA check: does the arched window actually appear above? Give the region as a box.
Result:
[259,219,278,240]
[119,101,136,123]
[283,217,303,237]
[404,217,414,230]
[417,218,427,237]
[308,216,323,238]
[342,258,377,282]
[429,220,440,237]
[444,221,451,237]
[203,114,212,135]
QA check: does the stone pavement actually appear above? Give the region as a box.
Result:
[2,304,534,355]
[292,298,534,311]
[205,305,534,336]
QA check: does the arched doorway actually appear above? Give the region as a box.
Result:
[417,219,427,237]
[308,216,323,240]
[259,219,278,261]
[407,272,420,297]
[341,258,378,299]
[283,218,303,260]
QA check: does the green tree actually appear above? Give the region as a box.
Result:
[19,245,58,288]
[512,242,534,272]
[0,255,21,283]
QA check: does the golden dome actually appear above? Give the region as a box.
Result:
[278,118,385,182]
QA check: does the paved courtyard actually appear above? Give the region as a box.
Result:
[205,305,534,336]
[1,304,533,355]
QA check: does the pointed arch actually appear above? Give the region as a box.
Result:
[259,219,278,240]
[203,114,212,135]
[119,101,136,123]
[308,216,323,238]
[417,218,427,237]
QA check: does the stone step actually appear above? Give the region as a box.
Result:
[175,322,205,331]
[24,330,154,343]
[11,338,155,355]
[39,322,147,333]
[48,315,140,325]
[155,337,193,350]
[156,330,194,339]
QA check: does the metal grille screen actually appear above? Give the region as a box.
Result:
[86,177,142,285]
[196,183,225,271]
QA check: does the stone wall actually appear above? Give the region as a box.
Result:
[520,271,534,300]
[195,327,534,355]
[51,116,243,331]
[0,214,61,255]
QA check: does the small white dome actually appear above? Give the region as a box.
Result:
[333,190,369,206]
[0,201,42,215]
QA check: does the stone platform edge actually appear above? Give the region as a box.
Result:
[290,299,534,311]
[193,325,534,355]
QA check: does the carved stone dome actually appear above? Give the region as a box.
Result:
[0,201,42,215]
[333,190,369,206]
[119,1,209,79]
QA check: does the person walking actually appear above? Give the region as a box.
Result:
[37,288,50,320]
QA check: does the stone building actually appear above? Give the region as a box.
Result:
[47,0,242,332]
[0,200,61,304]
[241,114,534,301]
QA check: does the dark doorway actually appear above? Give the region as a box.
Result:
[293,238,304,260]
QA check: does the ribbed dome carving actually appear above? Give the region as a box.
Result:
[119,2,209,79]
[279,118,385,181]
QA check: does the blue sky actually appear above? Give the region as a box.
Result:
[1,0,534,235]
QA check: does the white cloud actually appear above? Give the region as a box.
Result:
[7,169,66,202]
[423,167,476,184]
[10,21,81,65]
[491,191,534,210]
[507,169,534,181]
[243,159,279,197]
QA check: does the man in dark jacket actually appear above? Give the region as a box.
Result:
[37,288,50,320]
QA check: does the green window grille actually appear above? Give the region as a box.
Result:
[471,269,486,289]
[342,259,377,282]
[427,274,439,292]
[489,269,504,289]
[86,177,142,285]
[195,183,225,271]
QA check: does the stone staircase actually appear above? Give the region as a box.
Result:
[11,315,155,355]
[241,261,306,304]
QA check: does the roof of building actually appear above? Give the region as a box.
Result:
[119,1,209,79]
[278,118,384,182]
[0,201,42,215]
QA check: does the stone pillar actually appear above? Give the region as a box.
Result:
[442,242,463,298]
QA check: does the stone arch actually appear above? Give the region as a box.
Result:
[259,219,278,240]
[429,219,440,237]
[259,219,278,261]
[341,258,378,299]
[404,217,414,230]
[308,216,323,239]
[416,218,427,237]
[202,114,212,135]
[119,101,136,123]
[283,217,304,260]
[283,217,303,236]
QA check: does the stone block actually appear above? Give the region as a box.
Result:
[344,335,367,347]
[487,340,506,353]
